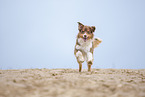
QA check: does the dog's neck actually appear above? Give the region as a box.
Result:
[78,38,93,45]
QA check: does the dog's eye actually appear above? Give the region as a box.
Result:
[87,31,91,34]
[81,31,84,33]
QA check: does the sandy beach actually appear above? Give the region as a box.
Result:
[0,69,145,97]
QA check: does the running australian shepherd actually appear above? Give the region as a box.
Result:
[74,22,102,72]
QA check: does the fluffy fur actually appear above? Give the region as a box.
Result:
[74,22,102,72]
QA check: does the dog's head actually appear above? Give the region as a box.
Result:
[77,22,95,42]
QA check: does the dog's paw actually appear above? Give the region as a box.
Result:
[87,52,93,62]
[76,45,81,50]
[79,57,85,63]
[76,51,85,62]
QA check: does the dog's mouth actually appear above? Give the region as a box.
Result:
[83,37,88,42]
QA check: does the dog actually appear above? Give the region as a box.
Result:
[74,22,102,72]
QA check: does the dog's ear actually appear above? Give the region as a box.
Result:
[91,26,96,32]
[77,22,84,31]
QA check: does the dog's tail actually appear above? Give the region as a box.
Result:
[93,38,102,48]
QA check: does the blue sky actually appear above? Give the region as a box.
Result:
[0,0,145,69]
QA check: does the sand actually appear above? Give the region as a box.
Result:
[0,69,145,97]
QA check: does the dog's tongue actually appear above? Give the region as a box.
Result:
[83,38,87,42]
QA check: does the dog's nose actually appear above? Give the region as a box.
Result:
[84,35,87,38]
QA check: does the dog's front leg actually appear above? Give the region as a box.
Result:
[87,52,93,72]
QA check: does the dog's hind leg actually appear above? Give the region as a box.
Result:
[87,52,93,72]
[87,61,92,72]
[76,51,84,72]
[78,61,82,72]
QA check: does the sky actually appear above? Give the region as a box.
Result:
[0,0,145,69]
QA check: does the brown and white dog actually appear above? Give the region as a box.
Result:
[74,22,102,72]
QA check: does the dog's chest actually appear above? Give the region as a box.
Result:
[78,38,93,53]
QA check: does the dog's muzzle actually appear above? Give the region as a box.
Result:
[83,35,88,42]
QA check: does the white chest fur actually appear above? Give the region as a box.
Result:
[75,38,94,62]
[77,38,93,53]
